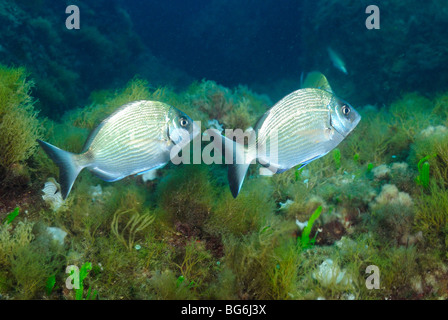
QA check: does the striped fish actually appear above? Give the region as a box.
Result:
[210,85,360,198]
[38,100,199,199]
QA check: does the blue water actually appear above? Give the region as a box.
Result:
[2,0,446,116]
[126,0,303,87]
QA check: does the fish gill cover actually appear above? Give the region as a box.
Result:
[0,0,447,302]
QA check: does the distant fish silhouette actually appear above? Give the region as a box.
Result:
[327,47,348,75]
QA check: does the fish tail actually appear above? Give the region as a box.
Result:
[37,140,85,199]
[227,161,250,198]
[208,129,252,198]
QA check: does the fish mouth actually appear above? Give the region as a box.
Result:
[330,108,361,138]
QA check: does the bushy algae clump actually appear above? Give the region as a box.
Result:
[186,79,270,130]
[3,71,448,300]
[0,65,42,184]
[415,182,448,256]
[0,216,65,299]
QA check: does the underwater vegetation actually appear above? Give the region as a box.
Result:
[0,66,41,179]
[298,206,322,250]
[2,0,448,303]
[0,64,43,216]
[1,59,448,300]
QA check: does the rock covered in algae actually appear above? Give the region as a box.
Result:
[372,184,413,208]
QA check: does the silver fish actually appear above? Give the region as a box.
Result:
[38,100,199,199]
[327,47,348,75]
[210,84,360,198]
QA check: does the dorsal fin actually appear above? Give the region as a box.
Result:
[253,109,271,131]
[301,71,333,94]
[81,120,106,153]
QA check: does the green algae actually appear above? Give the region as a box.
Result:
[2,74,448,300]
[416,155,435,189]
[415,182,448,255]
[4,207,20,224]
[3,0,448,302]
[299,206,323,250]
[0,65,42,185]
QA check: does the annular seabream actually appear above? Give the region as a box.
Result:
[38,100,199,199]
[209,72,361,198]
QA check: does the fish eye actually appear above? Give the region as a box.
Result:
[179,117,189,127]
[341,105,351,116]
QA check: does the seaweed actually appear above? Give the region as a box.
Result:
[341,110,393,165]
[333,149,341,170]
[66,77,153,130]
[416,155,435,189]
[111,208,155,251]
[4,207,20,224]
[149,270,193,299]
[267,241,300,299]
[415,182,448,255]
[3,223,65,299]
[219,218,298,299]
[45,274,56,296]
[208,179,274,236]
[0,65,42,182]
[174,240,214,291]
[389,93,435,142]
[157,165,216,235]
[73,262,98,300]
[366,199,416,246]
[0,220,34,268]
[411,126,448,185]
[1,60,448,300]
[298,206,323,250]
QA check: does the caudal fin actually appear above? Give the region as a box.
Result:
[227,161,250,198]
[208,129,253,198]
[37,140,84,199]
